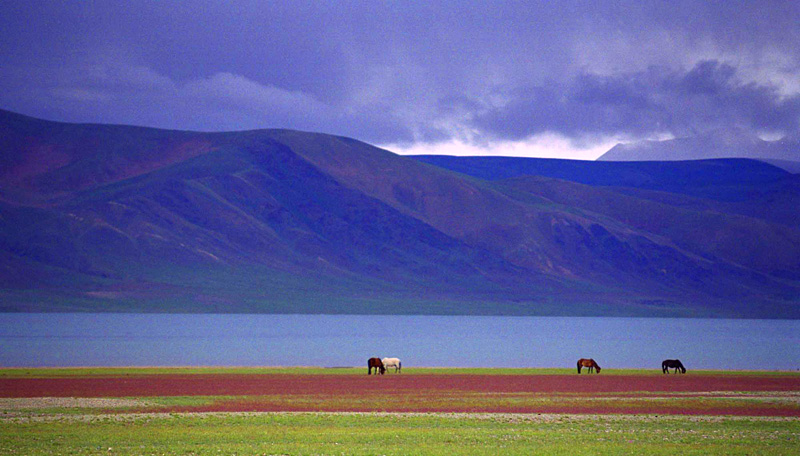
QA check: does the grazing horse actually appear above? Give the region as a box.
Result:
[662,359,686,374]
[381,357,402,373]
[577,358,601,374]
[367,357,385,375]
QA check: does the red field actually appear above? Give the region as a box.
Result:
[4,373,800,397]
[3,373,800,416]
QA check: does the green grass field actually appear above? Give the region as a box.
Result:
[2,367,799,455]
[3,366,799,377]
[2,412,799,455]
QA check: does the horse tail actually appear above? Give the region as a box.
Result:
[577,360,581,374]
[399,361,402,372]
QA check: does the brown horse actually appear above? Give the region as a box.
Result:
[577,358,601,374]
[367,357,385,375]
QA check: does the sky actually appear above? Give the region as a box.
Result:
[2,1,800,159]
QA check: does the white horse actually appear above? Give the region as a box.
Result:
[381,357,402,373]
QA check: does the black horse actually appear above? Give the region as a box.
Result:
[367,357,385,375]
[662,359,686,374]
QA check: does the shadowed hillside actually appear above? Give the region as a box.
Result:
[2,110,799,317]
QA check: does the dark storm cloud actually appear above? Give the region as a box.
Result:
[1,1,800,153]
[474,61,800,141]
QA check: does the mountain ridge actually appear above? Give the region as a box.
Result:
[598,127,800,172]
[2,109,799,317]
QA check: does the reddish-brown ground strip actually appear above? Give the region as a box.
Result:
[3,374,800,397]
[2,374,799,416]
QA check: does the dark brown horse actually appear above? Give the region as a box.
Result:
[662,359,686,374]
[367,357,385,375]
[577,358,601,374]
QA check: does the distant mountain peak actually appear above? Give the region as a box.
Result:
[598,127,800,170]
[698,126,762,144]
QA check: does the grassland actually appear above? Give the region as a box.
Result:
[2,412,799,455]
[2,367,799,455]
[3,366,799,377]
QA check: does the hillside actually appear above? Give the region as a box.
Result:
[2,109,799,317]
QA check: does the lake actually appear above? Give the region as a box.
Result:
[1,314,798,370]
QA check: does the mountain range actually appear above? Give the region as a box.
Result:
[2,109,799,317]
[599,127,800,173]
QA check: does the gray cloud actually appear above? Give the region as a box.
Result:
[1,2,800,153]
[471,61,800,142]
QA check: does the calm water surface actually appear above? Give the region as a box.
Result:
[1,314,798,370]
